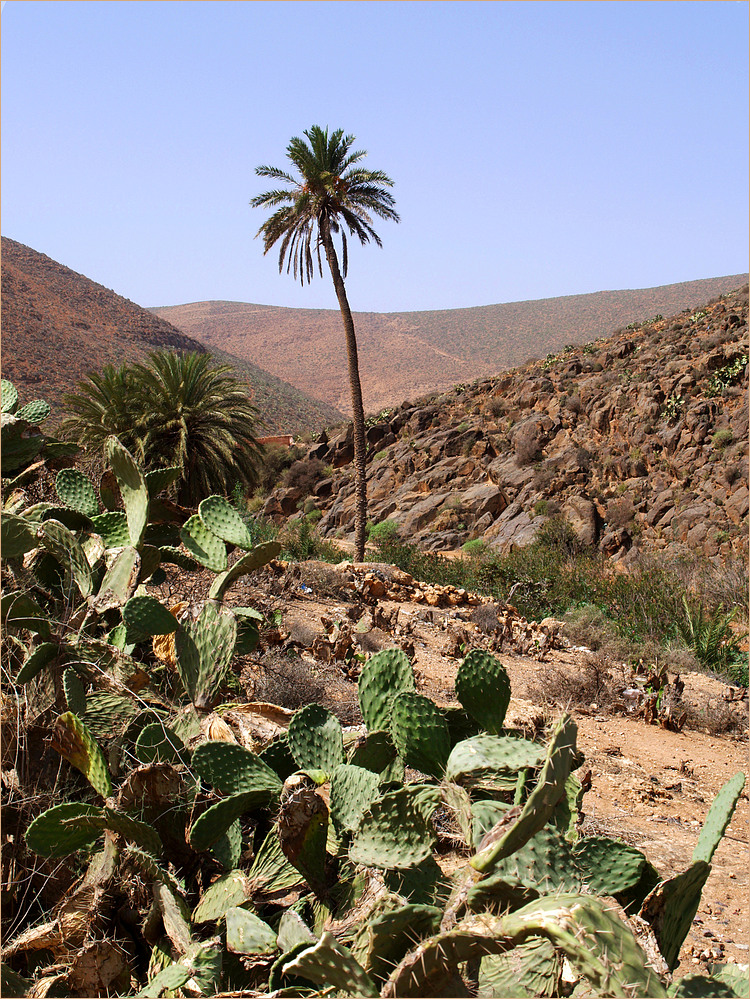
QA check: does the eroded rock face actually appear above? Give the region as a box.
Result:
[266,286,748,562]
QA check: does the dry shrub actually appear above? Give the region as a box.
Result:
[246,650,360,725]
[526,652,628,711]
[606,497,636,531]
[282,457,328,495]
[679,698,747,738]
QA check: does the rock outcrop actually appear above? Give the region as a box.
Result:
[265,286,749,563]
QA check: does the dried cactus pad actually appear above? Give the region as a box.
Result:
[288,703,345,773]
[199,494,255,548]
[55,468,100,517]
[358,648,415,732]
[455,649,511,734]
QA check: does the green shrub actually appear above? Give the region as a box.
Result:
[711,428,734,451]
[462,538,487,557]
[367,519,401,543]
[533,499,550,518]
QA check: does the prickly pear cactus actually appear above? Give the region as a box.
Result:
[471,713,578,872]
[358,647,415,732]
[280,931,379,997]
[25,802,105,858]
[49,711,112,799]
[455,649,512,734]
[198,494,255,548]
[446,733,546,791]
[191,740,282,797]
[390,691,450,778]
[173,601,237,709]
[179,514,227,572]
[123,594,180,637]
[55,468,100,518]
[288,703,345,773]
[692,771,745,865]
[349,785,440,871]
[105,436,148,547]
[329,764,381,835]
[225,906,279,956]
[208,542,281,600]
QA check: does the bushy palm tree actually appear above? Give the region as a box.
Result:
[62,350,263,505]
[252,126,399,560]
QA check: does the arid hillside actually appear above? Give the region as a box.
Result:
[264,285,749,565]
[0,237,344,434]
[153,274,746,414]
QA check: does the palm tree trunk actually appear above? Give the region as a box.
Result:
[319,219,368,561]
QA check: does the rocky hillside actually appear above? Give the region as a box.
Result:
[153,275,746,414]
[0,237,344,434]
[264,286,749,564]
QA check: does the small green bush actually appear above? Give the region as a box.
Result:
[367,519,401,543]
[711,428,734,451]
[461,538,487,557]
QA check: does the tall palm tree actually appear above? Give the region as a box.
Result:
[252,126,399,560]
[62,350,263,505]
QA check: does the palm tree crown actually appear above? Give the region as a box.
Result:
[62,351,262,506]
[252,125,399,284]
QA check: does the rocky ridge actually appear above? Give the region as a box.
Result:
[264,286,749,563]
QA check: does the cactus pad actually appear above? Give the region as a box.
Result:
[192,870,252,923]
[50,711,112,799]
[105,436,148,546]
[281,931,379,998]
[199,494,255,548]
[91,546,141,613]
[55,468,99,517]
[144,465,181,497]
[350,785,439,871]
[173,601,237,709]
[287,703,345,773]
[471,713,578,872]
[225,906,279,955]
[573,836,650,898]
[123,595,180,637]
[189,789,277,852]
[16,642,60,684]
[135,723,189,766]
[330,764,381,834]
[15,399,51,424]
[640,861,712,971]
[358,648,414,732]
[25,802,105,858]
[1,379,19,413]
[192,740,282,796]
[390,691,450,778]
[1,513,39,559]
[446,733,546,791]
[179,514,227,572]
[91,511,130,548]
[478,938,560,998]
[62,669,87,716]
[455,649,512,734]
[38,519,93,598]
[692,771,746,866]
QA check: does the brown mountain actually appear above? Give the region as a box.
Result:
[264,284,749,564]
[152,274,747,415]
[0,237,344,434]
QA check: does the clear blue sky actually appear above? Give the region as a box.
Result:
[2,1,747,313]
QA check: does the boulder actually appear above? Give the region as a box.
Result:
[562,495,601,546]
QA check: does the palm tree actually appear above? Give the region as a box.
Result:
[252,126,399,560]
[63,350,263,506]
